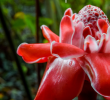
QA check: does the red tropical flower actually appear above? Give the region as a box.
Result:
[17,5,110,100]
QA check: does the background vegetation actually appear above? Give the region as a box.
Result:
[0,0,110,100]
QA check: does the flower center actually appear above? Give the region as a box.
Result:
[75,5,109,33]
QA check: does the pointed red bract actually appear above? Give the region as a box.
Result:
[35,57,85,100]
[78,54,110,96]
[72,14,76,20]
[17,43,51,63]
[97,19,109,33]
[64,8,72,16]
[41,25,59,42]
[51,41,85,59]
[60,15,74,44]
[83,26,92,38]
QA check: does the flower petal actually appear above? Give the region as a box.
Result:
[104,26,110,53]
[106,26,110,40]
[83,26,92,38]
[41,25,59,42]
[98,33,106,52]
[72,13,76,20]
[17,43,51,63]
[97,19,109,33]
[64,8,73,16]
[51,41,85,59]
[72,22,84,49]
[78,53,110,96]
[35,57,85,100]
[60,15,74,44]
[84,35,98,53]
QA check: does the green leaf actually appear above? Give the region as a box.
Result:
[92,0,102,6]
[0,33,5,39]
[24,15,36,35]
[12,18,26,30]
[22,65,28,73]
[0,0,13,4]
[39,17,53,26]
[60,2,71,10]
[43,39,48,43]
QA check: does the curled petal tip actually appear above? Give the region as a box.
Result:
[40,25,47,29]
[17,42,28,56]
[17,43,51,63]
[42,25,59,42]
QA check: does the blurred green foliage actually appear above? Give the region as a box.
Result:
[0,0,110,100]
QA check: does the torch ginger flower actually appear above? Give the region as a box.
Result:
[17,5,110,100]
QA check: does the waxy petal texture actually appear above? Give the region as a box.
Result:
[78,54,110,96]
[60,15,74,44]
[35,57,85,100]
[51,41,85,59]
[17,43,51,63]
[41,25,59,42]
